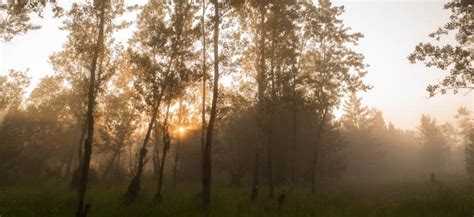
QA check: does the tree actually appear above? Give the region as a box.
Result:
[248,0,270,203]
[98,90,137,181]
[0,70,30,110]
[301,0,369,193]
[341,92,369,130]
[201,0,221,209]
[341,95,386,184]
[0,70,31,179]
[215,91,255,188]
[50,0,126,187]
[315,117,346,184]
[27,75,78,179]
[75,0,107,216]
[408,0,473,96]
[218,0,271,202]
[455,107,474,179]
[123,0,199,204]
[154,102,171,203]
[465,130,474,179]
[173,97,183,188]
[0,1,62,42]
[417,115,449,178]
[263,0,301,198]
[200,0,208,193]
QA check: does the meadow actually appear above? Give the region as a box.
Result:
[1,180,473,217]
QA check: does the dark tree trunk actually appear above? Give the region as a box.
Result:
[74,0,106,216]
[154,103,171,204]
[154,143,168,203]
[267,31,276,199]
[152,121,161,178]
[173,98,183,189]
[200,0,207,189]
[202,1,219,210]
[251,4,266,203]
[172,130,180,189]
[122,1,186,201]
[266,103,274,199]
[291,42,303,185]
[290,63,297,185]
[122,99,162,204]
[311,107,328,194]
[70,121,86,187]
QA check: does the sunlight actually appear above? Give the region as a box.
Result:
[1,1,473,215]
[178,127,185,134]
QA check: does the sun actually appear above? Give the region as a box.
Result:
[178,127,185,134]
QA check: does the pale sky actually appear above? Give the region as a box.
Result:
[0,0,472,130]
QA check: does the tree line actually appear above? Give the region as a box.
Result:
[0,0,472,217]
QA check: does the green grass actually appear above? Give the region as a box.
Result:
[1,181,473,217]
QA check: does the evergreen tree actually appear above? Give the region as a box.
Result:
[455,107,474,179]
[417,115,449,177]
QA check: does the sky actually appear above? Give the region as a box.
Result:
[0,0,472,130]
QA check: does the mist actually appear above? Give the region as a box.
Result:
[0,0,473,217]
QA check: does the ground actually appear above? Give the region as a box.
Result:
[0,181,473,217]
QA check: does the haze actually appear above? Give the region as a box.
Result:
[1,0,473,216]
[1,0,472,130]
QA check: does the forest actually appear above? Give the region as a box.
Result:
[0,0,473,216]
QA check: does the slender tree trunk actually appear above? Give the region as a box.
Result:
[74,1,106,216]
[311,107,328,194]
[71,120,87,187]
[202,1,219,210]
[154,103,171,203]
[122,21,181,201]
[291,42,303,185]
[267,32,276,199]
[122,97,162,204]
[102,150,118,181]
[251,4,266,203]
[290,65,297,185]
[77,121,86,167]
[173,97,183,189]
[73,49,105,187]
[200,0,207,197]
[173,132,181,189]
[152,121,161,178]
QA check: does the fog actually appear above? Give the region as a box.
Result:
[0,0,472,216]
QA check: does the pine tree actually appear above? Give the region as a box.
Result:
[417,115,448,177]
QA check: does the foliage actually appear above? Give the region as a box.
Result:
[0,70,30,110]
[0,1,63,42]
[408,0,473,96]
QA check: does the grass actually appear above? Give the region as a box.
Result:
[1,181,473,217]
